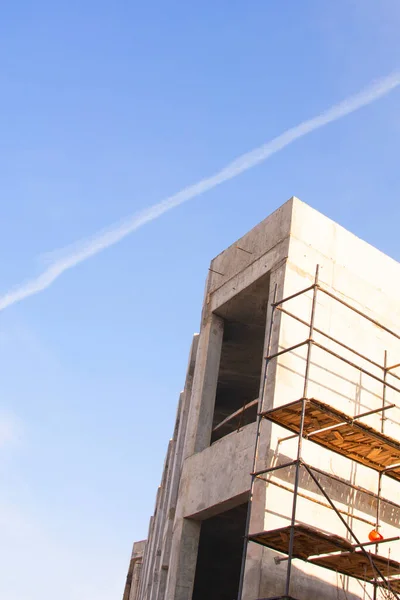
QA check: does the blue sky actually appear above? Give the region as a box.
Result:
[0,2,400,598]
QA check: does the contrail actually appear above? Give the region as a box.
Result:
[1,71,400,312]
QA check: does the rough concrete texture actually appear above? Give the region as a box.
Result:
[123,540,146,600]
[126,198,400,600]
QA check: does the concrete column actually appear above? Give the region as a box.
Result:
[183,314,224,459]
[130,560,143,600]
[125,541,146,600]
[138,514,156,599]
[155,366,196,597]
[153,398,184,600]
[148,441,174,600]
[165,518,201,600]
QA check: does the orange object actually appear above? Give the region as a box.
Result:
[368,529,384,542]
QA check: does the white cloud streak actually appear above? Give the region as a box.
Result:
[1,70,400,312]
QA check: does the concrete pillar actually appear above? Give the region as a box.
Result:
[153,399,183,600]
[130,560,143,600]
[148,441,174,599]
[124,541,146,600]
[183,314,224,459]
[138,514,156,599]
[165,518,201,600]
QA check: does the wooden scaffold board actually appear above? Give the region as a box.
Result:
[261,398,400,479]
[310,550,400,581]
[248,524,353,560]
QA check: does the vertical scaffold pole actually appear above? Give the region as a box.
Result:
[374,350,388,600]
[284,265,319,597]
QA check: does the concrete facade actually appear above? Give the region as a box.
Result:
[123,540,146,600]
[126,198,400,600]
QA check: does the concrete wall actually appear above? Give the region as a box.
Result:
[128,197,400,600]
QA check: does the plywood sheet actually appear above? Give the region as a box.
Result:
[311,551,400,581]
[248,524,352,560]
[261,399,400,478]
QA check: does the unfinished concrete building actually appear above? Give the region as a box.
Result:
[125,197,400,600]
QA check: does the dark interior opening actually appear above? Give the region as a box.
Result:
[192,503,248,600]
[211,273,270,443]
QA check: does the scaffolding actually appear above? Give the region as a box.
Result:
[237,267,400,600]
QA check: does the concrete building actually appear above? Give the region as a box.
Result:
[125,198,400,600]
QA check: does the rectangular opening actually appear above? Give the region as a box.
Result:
[211,273,270,443]
[192,503,248,600]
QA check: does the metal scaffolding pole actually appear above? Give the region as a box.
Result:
[284,266,319,597]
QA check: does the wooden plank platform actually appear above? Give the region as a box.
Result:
[260,398,400,479]
[310,551,400,581]
[248,524,353,560]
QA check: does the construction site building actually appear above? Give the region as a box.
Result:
[124,197,400,600]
